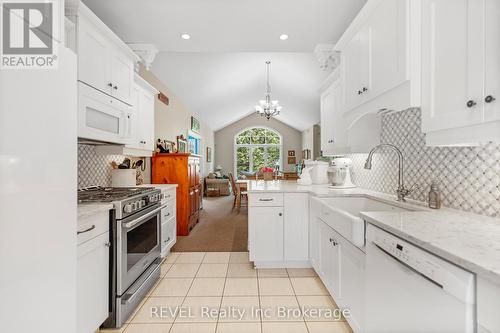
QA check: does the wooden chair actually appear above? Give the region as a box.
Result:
[229,173,247,211]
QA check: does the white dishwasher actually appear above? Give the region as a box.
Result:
[365,224,475,333]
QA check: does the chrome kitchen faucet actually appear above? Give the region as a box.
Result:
[364,144,418,202]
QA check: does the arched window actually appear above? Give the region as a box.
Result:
[234,127,282,177]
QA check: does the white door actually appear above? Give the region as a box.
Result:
[284,193,308,261]
[370,0,408,96]
[320,82,337,155]
[343,33,362,110]
[421,0,484,133]
[140,89,155,150]
[484,0,500,122]
[249,207,284,262]
[319,221,340,298]
[77,232,109,333]
[110,50,134,106]
[77,18,111,95]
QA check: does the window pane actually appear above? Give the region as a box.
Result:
[236,147,250,175]
[252,147,265,172]
[266,132,280,144]
[251,136,266,144]
[267,147,280,169]
[236,135,250,144]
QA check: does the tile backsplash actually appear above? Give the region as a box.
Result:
[78,144,125,188]
[348,108,500,218]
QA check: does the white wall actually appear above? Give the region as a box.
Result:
[214,113,302,175]
[139,65,215,176]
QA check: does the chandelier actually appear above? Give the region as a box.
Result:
[255,61,282,120]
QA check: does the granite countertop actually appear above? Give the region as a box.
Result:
[77,203,113,219]
[247,180,500,284]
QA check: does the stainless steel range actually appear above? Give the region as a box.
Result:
[78,186,163,328]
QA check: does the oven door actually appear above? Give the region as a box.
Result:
[117,204,161,294]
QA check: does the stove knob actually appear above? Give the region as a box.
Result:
[136,200,142,208]
[124,204,133,213]
[141,199,146,207]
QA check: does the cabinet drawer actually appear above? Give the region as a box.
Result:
[161,201,175,221]
[248,193,284,207]
[161,189,176,204]
[77,210,109,245]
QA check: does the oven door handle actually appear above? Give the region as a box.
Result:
[121,258,161,305]
[123,206,162,230]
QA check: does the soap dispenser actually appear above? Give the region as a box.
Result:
[428,181,442,209]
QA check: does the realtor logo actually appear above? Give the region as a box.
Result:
[1,0,59,69]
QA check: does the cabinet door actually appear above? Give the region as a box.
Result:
[370,0,408,95]
[140,89,155,150]
[110,50,134,106]
[77,232,109,333]
[343,33,362,110]
[248,207,284,262]
[284,193,309,261]
[161,218,176,254]
[484,0,500,122]
[321,80,348,156]
[421,0,484,133]
[319,221,340,298]
[77,17,111,95]
[309,198,322,271]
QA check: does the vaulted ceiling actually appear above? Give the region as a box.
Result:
[83,0,366,131]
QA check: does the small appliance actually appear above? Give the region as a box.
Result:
[327,157,356,189]
[304,160,330,185]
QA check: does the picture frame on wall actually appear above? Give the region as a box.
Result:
[287,156,296,165]
[206,147,212,162]
[288,150,295,157]
[177,136,188,153]
[191,116,201,133]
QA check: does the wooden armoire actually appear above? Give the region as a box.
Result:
[152,153,201,236]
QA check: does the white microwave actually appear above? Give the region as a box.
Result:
[78,82,132,144]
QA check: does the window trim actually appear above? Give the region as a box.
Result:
[233,126,283,177]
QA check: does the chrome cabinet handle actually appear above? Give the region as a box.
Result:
[466,100,477,108]
[259,198,274,202]
[77,225,95,235]
[485,95,496,103]
[105,242,111,247]
[329,238,338,246]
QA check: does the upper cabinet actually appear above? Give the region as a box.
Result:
[422,0,500,145]
[337,0,420,117]
[128,75,157,152]
[77,4,139,106]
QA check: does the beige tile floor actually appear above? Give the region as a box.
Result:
[100,252,352,333]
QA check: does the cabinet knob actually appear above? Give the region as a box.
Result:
[357,90,362,95]
[105,242,111,247]
[113,85,118,90]
[107,82,113,87]
[466,100,477,108]
[278,213,282,216]
[362,87,368,92]
[485,95,496,103]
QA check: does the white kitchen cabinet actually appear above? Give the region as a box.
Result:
[343,29,370,111]
[129,75,156,151]
[248,206,284,262]
[77,211,110,333]
[318,221,341,299]
[283,193,309,262]
[77,4,138,106]
[422,0,500,145]
[320,76,349,156]
[309,197,322,271]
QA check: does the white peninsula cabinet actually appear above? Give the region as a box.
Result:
[77,208,111,333]
[248,192,309,267]
[421,0,500,146]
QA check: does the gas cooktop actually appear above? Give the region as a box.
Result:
[78,186,156,203]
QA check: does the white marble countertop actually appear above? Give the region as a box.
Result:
[247,180,500,284]
[138,183,178,189]
[77,203,113,220]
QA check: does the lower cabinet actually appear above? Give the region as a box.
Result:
[248,193,309,266]
[315,217,365,333]
[249,206,284,262]
[477,277,500,333]
[77,231,109,333]
[318,221,341,299]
